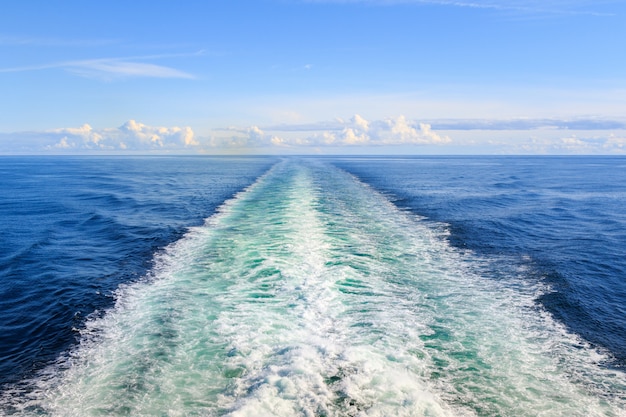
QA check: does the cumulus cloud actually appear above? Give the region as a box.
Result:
[603,134,626,151]
[211,125,286,148]
[4,115,623,155]
[556,134,626,154]
[210,114,450,149]
[211,114,451,148]
[487,132,626,155]
[0,120,198,152]
[251,114,451,147]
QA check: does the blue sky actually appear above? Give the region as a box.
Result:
[1,0,625,154]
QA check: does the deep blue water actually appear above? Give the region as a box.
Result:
[1,155,625,416]
[0,156,277,387]
[332,156,626,366]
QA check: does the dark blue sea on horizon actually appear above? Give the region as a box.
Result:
[1,155,625,415]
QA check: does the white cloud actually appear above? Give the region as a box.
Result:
[205,114,451,151]
[304,0,614,16]
[603,134,626,151]
[67,60,195,80]
[550,134,624,154]
[30,120,198,152]
[252,114,451,147]
[0,53,197,80]
[52,137,73,149]
[373,116,449,144]
[3,117,625,155]
[447,129,626,154]
[430,118,626,130]
[211,125,286,148]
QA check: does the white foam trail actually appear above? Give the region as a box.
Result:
[6,159,626,417]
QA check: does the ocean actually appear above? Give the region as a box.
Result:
[0,155,625,416]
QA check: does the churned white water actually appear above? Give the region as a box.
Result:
[11,159,626,416]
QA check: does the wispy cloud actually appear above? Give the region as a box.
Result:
[432,0,615,16]
[65,59,195,80]
[304,0,615,16]
[0,52,199,80]
[428,117,626,130]
[0,35,119,47]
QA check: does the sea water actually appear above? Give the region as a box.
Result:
[1,156,625,416]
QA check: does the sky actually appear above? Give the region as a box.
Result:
[1,0,625,155]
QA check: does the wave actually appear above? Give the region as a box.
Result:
[3,159,625,416]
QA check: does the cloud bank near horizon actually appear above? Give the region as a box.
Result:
[220,115,451,148]
[1,115,625,154]
[0,120,197,153]
[0,116,451,153]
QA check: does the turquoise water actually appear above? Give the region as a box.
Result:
[6,159,626,416]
